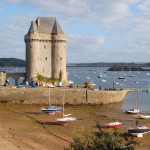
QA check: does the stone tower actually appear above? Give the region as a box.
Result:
[24,17,67,81]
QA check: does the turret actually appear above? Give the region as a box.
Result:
[52,33,67,81]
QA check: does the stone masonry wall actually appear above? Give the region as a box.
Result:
[0,87,129,105]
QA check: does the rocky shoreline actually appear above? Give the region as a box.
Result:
[107,65,150,71]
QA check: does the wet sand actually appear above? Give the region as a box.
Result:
[0,103,150,150]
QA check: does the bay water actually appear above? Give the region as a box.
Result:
[2,66,150,113]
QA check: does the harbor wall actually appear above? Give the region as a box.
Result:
[0,87,129,105]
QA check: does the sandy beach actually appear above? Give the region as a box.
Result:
[0,104,71,150]
[0,103,150,150]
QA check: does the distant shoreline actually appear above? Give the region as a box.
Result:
[0,58,149,68]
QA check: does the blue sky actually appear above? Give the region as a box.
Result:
[0,0,150,63]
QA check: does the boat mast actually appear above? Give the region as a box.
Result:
[148,79,150,89]
[136,82,139,111]
[48,87,51,105]
[62,90,65,117]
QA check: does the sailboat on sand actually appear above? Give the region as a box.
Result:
[57,91,76,125]
[105,106,122,128]
[41,88,62,113]
[136,114,150,119]
[126,85,140,114]
[128,120,150,137]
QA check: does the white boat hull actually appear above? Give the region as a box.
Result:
[57,117,76,124]
[128,126,150,137]
[126,109,140,114]
[136,115,150,119]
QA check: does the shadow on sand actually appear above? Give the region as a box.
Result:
[39,121,60,126]
[26,112,43,115]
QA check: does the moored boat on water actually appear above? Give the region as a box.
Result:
[101,79,106,82]
[146,79,150,93]
[128,74,134,77]
[98,74,105,78]
[146,89,150,93]
[118,76,125,80]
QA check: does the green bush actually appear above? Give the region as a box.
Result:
[36,73,60,84]
[69,126,135,150]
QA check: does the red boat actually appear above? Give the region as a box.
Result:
[106,122,122,128]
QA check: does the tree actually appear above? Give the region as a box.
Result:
[59,70,62,81]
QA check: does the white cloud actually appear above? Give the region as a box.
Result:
[0,14,37,59]
[26,0,131,26]
[0,0,150,62]
[137,0,150,12]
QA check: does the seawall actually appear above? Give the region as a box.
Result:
[0,87,129,105]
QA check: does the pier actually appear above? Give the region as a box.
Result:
[0,87,129,105]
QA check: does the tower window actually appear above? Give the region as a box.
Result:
[43,68,44,72]
[60,57,62,61]
[45,57,47,60]
[44,45,46,49]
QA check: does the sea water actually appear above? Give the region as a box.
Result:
[2,66,150,113]
[67,66,150,113]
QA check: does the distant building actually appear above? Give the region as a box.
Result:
[24,17,67,81]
